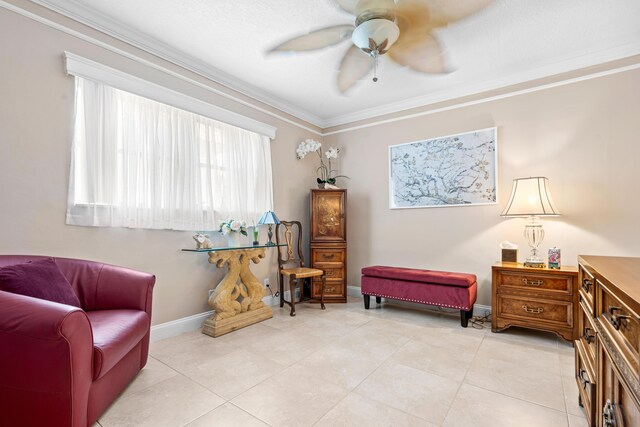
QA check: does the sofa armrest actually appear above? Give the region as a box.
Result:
[0,291,93,427]
[94,264,155,314]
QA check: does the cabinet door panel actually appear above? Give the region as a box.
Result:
[311,190,346,242]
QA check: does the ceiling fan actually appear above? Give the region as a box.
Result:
[268,0,494,93]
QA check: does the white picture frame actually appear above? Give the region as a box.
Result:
[389,127,498,209]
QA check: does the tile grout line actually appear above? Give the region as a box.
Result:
[439,326,490,425]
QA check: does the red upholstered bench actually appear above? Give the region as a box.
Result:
[361,265,477,327]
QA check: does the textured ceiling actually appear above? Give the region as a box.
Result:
[34,0,640,127]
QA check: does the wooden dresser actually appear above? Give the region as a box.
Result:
[309,189,347,303]
[492,262,579,341]
[575,255,640,427]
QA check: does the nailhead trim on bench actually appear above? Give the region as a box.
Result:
[361,292,471,311]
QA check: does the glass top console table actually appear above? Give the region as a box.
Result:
[182,244,285,337]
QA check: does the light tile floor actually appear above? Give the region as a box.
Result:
[97,297,586,427]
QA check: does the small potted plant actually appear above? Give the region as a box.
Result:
[218,219,248,247]
[296,139,348,188]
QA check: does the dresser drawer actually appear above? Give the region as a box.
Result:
[579,264,596,316]
[597,281,640,375]
[575,340,596,426]
[312,248,345,264]
[496,294,573,329]
[598,336,640,427]
[578,299,597,367]
[496,270,573,295]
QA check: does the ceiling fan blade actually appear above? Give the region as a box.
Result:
[396,0,494,27]
[269,25,354,53]
[334,0,358,14]
[388,33,448,74]
[337,45,374,94]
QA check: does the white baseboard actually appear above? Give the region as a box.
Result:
[150,294,273,342]
[151,288,491,342]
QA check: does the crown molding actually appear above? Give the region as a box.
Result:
[8,0,640,134]
[29,0,325,128]
[322,41,640,129]
[323,61,640,136]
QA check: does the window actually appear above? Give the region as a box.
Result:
[66,76,274,230]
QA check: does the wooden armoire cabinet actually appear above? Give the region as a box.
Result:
[309,189,347,303]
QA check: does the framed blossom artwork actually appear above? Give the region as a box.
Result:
[389,127,498,209]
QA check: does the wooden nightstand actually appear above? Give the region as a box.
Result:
[492,262,579,342]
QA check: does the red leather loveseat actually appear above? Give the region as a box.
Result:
[0,255,155,427]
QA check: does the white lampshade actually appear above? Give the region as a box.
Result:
[501,177,560,217]
[351,19,400,50]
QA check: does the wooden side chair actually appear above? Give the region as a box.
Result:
[275,220,326,316]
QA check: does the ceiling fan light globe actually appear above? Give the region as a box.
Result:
[351,18,400,51]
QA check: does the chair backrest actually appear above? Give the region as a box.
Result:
[275,220,305,270]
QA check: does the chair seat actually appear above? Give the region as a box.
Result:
[280,267,324,279]
[87,309,150,380]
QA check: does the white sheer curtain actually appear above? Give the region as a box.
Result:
[67,77,273,230]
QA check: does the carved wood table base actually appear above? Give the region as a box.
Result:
[202,247,273,338]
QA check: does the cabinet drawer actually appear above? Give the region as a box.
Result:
[578,300,597,368]
[496,294,573,329]
[599,337,640,427]
[497,270,573,295]
[313,265,344,281]
[578,264,595,316]
[597,281,640,375]
[312,280,345,298]
[575,341,596,426]
[312,249,344,264]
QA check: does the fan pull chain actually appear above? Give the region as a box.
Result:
[372,50,379,83]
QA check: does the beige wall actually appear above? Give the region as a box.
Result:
[325,68,640,306]
[2,1,639,325]
[0,2,320,325]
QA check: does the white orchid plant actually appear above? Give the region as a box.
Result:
[296,139,348,186]
[218,219,248,236]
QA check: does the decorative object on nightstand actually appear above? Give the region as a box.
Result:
[501,176,560,268]
[492,262,578,341]
[310,189,347,303]
[257,210,281,245]
[548,247,561,269]
[499,241,518,263]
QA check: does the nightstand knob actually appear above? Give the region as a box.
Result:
[582,278,593,292]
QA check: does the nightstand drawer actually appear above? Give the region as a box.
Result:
[496,294,573,328]
[496,270,573,295]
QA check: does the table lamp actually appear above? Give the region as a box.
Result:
[501,177,560,267]
[257,210,281,246]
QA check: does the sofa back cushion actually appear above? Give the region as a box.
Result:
[0,258,81,307]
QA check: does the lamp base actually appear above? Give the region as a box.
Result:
[524,257,546,268]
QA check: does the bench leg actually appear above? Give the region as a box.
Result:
[376,296,381,304]
[363,295,370,309]
[460,308,473,328]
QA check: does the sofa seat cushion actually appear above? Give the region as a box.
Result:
[87,310,149,380]
[361,265,476,288]
[0,258,81,307]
